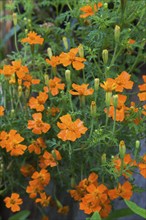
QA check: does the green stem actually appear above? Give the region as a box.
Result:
[106,107,109,126]
[113,107,116,133]
[89,118,94,139]
[14,26,19,53]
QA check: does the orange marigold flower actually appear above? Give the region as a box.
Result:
[46,56,60,67]
[138,154,146,178]
[0,130,27,156]
[21,31,44,45]
[108,181,133,200]
[138,75,146,101]
[41,216,49,220]
[69,172,98,201]
[20,164,35,177]
[57,114,88,141]
[100,78,116,92]
[59,48,86,70]
[114,71,134,92]
[0,106,4,116]
[22,73,40,88]
[28,113,51,134]
[39,149,62,168]
[31,169,51,187]
[28,137,46,155]
[26,180,43,199]
[35,192,51,207]
[80,2,103,18]
[107,94,127,122]
[113,154,137,178]
[0,65,14,77]
[128,39,136,44]
[4,193,23,212]
[49,107,60,116]
[11,60,29,79]
[69,83,94,96]
[28,92,48,112]
[48,77,65,96]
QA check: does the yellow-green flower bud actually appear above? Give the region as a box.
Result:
[90,101,96,117]
[105,92,112,107]
[101,153,106,164]
[18,85,22,97]
[44,74,49,85]
[113,94,118,108]
[65,70,71,85]
[103,3,108,9]
[102,49,108,65]
[114,25,120,43]
[119,140,126,159]
[135,140,140,149]
[78,44,84,58]
[12,13,17,26]
[62,36,68,50]
[47,47,53,59]
[94,78,99,91]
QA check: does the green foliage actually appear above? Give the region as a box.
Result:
[124,200,146,219]
[8,210,30,220]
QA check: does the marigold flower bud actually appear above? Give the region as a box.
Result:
[12,13,17,26]
[121,0,127,12]
[119,140,126,159]
[101,153,106,164]
[135,140,140,149]
[25,88,30,98]
[56,199,63,208]
[10,109,15,117]
[47,47,53,59]
[94,78,99,91]
[44,74,49,85]
[102,49,108,65]
[18,85,22,97]
[70,176,76,188]
[78,44,84,58]
[103,3,108,9]
[113,94,118,108]
[90,101,96,117]
[114,25,120,43]
[65,70,71,85]
[105,91,112,107]
[62,37,68,50]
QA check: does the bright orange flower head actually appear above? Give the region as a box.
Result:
[4,193,23,212]
[39,149,62,168]
[28,92,48,112]
[59,48,86,70]
[113,154,137,178]
[48,77,65,96]
[22,73,40,88]
[11,60,29,79]
[107,94,127,122]
[80,2,103,18]
[46,56,60,67]
[108,181,133,200]
[114,71,134,92]
[0,106,4,116]
[69,83,94,96]
[128,39,136,44]
[57,114,88,141]
[138,154,146,178]
[21,31,44,45]
[35,192,51,207]
[27,113,51,134]
[138,75,146,101]
[100,78,116,92]
[31,169,51,187]
[0,130,27,156]
[0,65,14,77]
[28,137,46,155]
